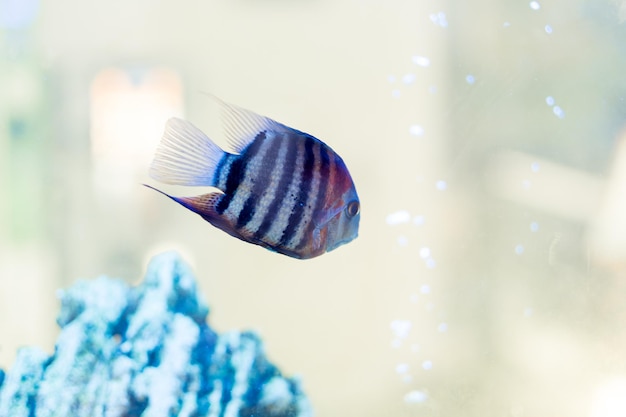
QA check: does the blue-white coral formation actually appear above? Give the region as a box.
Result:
[0,252,311,417]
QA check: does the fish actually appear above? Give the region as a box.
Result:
[146,97,360,259]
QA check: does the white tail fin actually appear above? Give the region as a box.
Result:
[149,117,225,186]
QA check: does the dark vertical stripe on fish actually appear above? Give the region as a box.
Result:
[296,144,331,250]
[216,131,267,214]
[236,134,283,230]
[213,156,227,188]
[279,138,316,246]
[213,155,232,190]
[253,133,297,241]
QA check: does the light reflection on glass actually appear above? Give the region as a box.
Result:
[90,68,183,200]
[590,378,626,417]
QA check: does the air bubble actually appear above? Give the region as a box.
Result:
[419,247,431,258]
[438,322,448,332]
[544,24,553,34]
[530,222,539,232]
[409,125,424,137]
[420,285,431,294]
[386,210,411,225]
[546,96,555,106]
[436,180,447,190]
[413,215,425,226]
[422,360,433,370]
[553,106,565,119]
[390,320,412,339]
[515,244,525,255]
[429,12,448,28]
[396,363,409,374]
[465,74,476,84]
[530,1,540,10]
[531,162,540,172]
[426,258,436,269]
[403,73,416,84]
[404,390,428,404]
[412,55,431,67]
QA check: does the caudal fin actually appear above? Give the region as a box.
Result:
[149,117,225,186]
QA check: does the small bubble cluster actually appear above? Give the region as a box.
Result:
[545,95,565,119]
[418,246,437,269]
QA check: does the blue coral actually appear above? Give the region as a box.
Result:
[0,252,311,417]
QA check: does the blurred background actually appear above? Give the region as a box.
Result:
[2,0,626,415]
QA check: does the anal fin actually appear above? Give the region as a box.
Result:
[144,184,223,220]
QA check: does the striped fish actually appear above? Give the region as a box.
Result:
[146,98,360,259]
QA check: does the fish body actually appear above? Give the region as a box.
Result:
[147,98,360,259]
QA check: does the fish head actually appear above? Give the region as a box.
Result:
[319,157,360,254]
[324,187,360,253]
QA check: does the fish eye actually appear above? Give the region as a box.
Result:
[346,201,360,218]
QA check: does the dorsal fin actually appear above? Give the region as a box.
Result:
[205,94,286,153]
